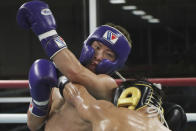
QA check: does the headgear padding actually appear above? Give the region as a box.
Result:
[79,25,131,74]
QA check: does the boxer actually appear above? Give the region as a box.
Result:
[16,1,186,130]
[16,0,132,130]
[44,79,171,131]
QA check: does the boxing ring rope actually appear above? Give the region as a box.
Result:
[0,97,31,103]
[0,78,196,123]
[0,80,28,88]
[1,78,196,88]
[0,114,27,123]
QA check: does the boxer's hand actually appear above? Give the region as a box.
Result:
[17,0,67,59]
[28,59,58,117]
[16,0,56,36]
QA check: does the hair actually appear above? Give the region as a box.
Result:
[105,22,132,48]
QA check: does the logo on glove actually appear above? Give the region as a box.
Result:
[41,8,52,16]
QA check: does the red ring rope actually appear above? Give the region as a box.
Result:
[0,78,196,88]
[115,78,196,87]
[148,78,196,87]
[0,80,28,88]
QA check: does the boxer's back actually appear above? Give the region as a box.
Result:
[45,88,91,131]
[89,100,170,131]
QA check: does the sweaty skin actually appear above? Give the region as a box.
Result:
[45,87,91,131]
[45,83,171,131]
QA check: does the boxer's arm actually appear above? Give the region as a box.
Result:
[27,98,51,131]
[17,1,117,101]
[27,59,58,130]
[62,83,97,121]
[27,112,46,131]
[27,88,63,131]
[53,49,117,101]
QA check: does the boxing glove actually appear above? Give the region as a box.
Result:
[28,59,58,117]
[17,0,67,59]
[163,102,187,131]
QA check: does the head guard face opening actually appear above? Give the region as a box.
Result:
[113,80,163,111]
[79,25,131,74]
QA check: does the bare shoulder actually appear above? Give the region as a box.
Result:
[97,74,118,90]
[96,74,118,100]
[97,99,115,108]
[73,83,115,109]
[97,74,117,85]
[91,99,116,113]
[85,99,118,123]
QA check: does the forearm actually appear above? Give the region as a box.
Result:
[62,83,95,121]
[27,95,52,131]
[27,111,47,131]
[62,83,80,106]
[53,48,109,99]
[53,48,84,82]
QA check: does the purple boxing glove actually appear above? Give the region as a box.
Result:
[16,0,56,36]
[16,0,67,59]
[28,59,57,117]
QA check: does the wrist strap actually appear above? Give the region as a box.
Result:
[29,100,49,117]
[38,30,57,41]
[58,76,70,97]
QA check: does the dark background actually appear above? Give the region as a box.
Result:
[0,0,195,130]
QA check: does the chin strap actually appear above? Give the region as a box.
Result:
[146,101,169,129]
[115,71,126,82]
[144,82,170,129]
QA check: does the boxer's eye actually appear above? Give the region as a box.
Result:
[95,46,100,50]
[92,43,101,50]
[104,51,116,61]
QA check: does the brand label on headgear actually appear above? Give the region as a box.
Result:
[103,30,118,44]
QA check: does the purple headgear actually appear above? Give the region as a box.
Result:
[79,25,131,74]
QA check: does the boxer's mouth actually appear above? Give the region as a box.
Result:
[90,62,97,68]
[87,61,98,72]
